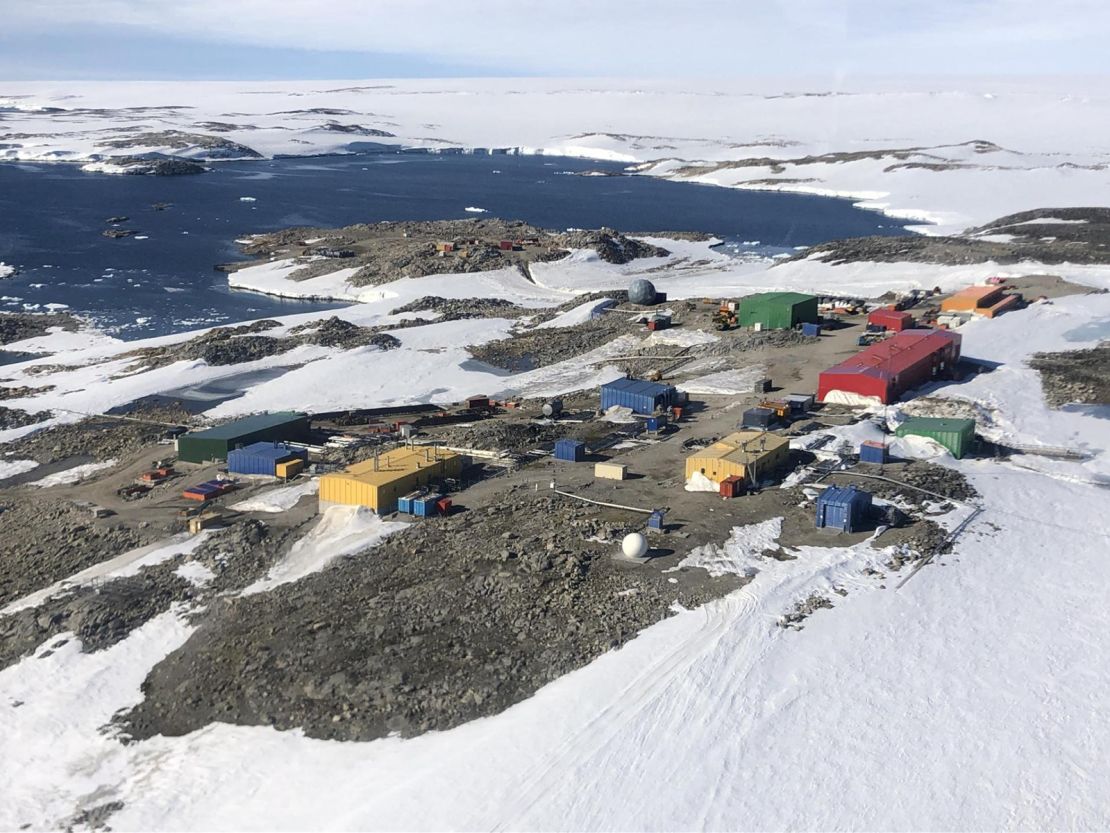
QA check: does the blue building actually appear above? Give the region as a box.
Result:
[600,378,679,415]
[554,439,586,462]
[815,485,873,532]
[226,441,308,477]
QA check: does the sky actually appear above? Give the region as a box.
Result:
[2,0,1108,80]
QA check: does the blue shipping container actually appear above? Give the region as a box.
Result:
[412,494,443,517]
[397,491,425,514]
[227,441,308,476]
[554,439,586,462]
[815,485,873,532]
[600,378,678,415]
[859,441,888,464]
[801,322,822,337]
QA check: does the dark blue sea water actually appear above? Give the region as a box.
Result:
[0,152,912,339]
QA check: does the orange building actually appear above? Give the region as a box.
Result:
[941,285,1022,318]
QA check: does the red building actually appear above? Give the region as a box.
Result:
[817,329,961,404]
[867,307,914,331]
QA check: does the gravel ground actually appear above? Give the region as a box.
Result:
[118,491,741,743]
[0,499,159,608]
[1029,342,1110,407]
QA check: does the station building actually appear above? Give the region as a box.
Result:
[684,430,790,487]
[319,445,463,514]
[817,329,961,405]
[176,412,310,464]
[737,292,819,330]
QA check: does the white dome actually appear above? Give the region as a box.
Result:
[621,532,649,559]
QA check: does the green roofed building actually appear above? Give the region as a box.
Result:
[895,417,976,459]
[176,411,311,464]
[737,292,819,330]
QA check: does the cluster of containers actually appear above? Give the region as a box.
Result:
[397,491,451,517]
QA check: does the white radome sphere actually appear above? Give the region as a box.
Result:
[621,532,649,559]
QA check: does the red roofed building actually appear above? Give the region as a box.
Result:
[817,329,961,404]
[867,307,914,332]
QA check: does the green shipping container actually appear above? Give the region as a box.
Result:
[895,417,976,459]
[176,411,311,463]
[737,292,819,330]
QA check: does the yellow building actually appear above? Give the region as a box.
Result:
[684,430,790,486]
[319,445,463,513]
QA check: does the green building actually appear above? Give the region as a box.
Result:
[895,417,976,459]
[176,412,311,464]
[737,292,819,330]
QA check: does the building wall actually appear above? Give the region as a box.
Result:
[686,455,747,484]
[817,372,890,404]
[684,441,789,485]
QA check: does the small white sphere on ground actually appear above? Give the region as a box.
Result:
[622,532,649,559]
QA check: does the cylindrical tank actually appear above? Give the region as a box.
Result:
[542,398,563,418]
[621,532,649,559]
[628,278,657,306]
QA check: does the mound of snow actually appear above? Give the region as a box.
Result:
[230,479,318,513]
[673,517,783,577]
[242,505,407,595]
[0,459,39,480]
[684,471,719,492]
[29,459,116,487]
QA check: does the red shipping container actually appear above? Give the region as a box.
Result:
[868,307,914,332]
[719,475,745,498]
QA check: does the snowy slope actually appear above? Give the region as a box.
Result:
[3,77,1110,234]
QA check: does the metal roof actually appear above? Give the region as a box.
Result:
[688,430,789,466]
[742,291,816,306]
[230,441,302,460]
[896,416,975,433]
[330,445,459,487]
[601,378,676,397]
[186,411,307,440]
[821,329,960,381]
[818,485,871,506]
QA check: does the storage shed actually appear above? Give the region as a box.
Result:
[859,440,888,464]
[594,461,627,480]
[817,329,961,405]
[783,393,815,413]
[685,430,790,487]
[554,439,586,462]
[176,412,310,464]
[600,377,678,415]
[227,442,308,477]
[895,417,976,459]
[737,292,819,330]
[815,485,873,532]
[742,407,777,429]
[867,307,914,332]
[319,445,462,513]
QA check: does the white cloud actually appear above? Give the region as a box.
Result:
[6,0,1110,75]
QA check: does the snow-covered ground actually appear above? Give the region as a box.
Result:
[2,75,1110,830]
[2,77,1110,235]
[27,459,116,487]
